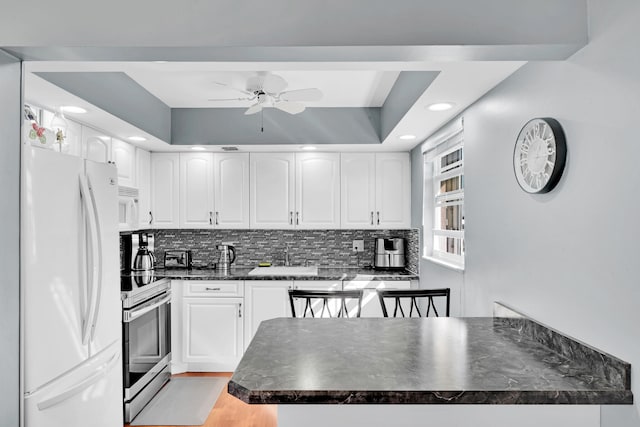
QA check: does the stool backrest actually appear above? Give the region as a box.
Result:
[288,289,364,318]
[377,288,450,317]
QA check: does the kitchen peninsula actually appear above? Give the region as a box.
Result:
[228,304,632,427]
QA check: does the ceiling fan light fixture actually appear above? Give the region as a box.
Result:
[209,72,322,117]
[427,102,454,111]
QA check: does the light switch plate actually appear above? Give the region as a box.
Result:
[352,239,364,252]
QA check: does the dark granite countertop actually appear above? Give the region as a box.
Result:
[228,316,632,405]
[122,266,418,282]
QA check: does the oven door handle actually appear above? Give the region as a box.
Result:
[124,294,171,323]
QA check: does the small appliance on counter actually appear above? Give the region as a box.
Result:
[374,237,406,269]
[133,246,156,271]
[122,232,156,272]
[217,243,237,272]
[164,250,193,269]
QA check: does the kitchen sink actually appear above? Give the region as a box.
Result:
[248,266,319,276]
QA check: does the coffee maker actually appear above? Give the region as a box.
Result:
[122,232,156,272]
[374,238,406,269]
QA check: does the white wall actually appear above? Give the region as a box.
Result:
[413,0,640,424]
[0,50,21,427]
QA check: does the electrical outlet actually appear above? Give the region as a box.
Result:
[352,239,364,252]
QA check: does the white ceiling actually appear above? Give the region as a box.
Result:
[129,69,400,108]
[24,61,525,152]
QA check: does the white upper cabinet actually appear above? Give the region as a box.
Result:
[341,153,376,229]
[150,153,180,229]
[111,138,136,187]
[179,153,214,228]
[136,148,151,228]
[81,126,111,164]
[214,153,250,229]
[375,153,411,228]
[295,152,340,229]
[250,152,340,229]
[340,153,411,229]
[250,153,295,229]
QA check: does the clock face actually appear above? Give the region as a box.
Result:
[513,118,567,194]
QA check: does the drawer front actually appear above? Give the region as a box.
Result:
[185,281,244,297]
[343,280,411,290]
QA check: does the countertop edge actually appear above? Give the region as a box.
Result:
[124,268,419,282]
[227,381,634,405]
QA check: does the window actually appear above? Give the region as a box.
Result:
[422,119,464,269]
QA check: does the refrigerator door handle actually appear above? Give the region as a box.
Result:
[34,346,120,411]
[79,175,100,345]
[86,174,104,343]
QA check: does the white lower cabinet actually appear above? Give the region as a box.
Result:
[176,281,244,372]
[343,280,412,317]
[243,281,293,350]
[172,279,414,373]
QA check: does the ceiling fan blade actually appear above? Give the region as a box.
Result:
[274,101,306,115]
[245,104,263,115]
[262,73,288,94]
[207,97,254,102]
[212,81,254,96]
[280,88,323,102]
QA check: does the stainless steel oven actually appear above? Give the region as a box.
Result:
[121,274,171,423]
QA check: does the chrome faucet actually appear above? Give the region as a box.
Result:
[284,246,291,266]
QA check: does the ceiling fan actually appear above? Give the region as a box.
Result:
[207,72,323,115]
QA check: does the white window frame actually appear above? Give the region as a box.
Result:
[422,118,465,271]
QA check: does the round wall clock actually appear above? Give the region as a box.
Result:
[513,117,567,194]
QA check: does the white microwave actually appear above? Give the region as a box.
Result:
[118,186,139,231]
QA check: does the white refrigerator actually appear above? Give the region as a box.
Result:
[22,146,123,427]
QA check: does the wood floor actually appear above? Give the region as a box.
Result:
[125,372,277,427]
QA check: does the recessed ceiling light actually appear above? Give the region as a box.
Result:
[301,145,317,150]
[98,136,110,141]
[191,146,206,151]
[128,136,147,142]
[399,134,416,140]
[153,61,169,64]
[61,106,87,114]
[427,102,454,111]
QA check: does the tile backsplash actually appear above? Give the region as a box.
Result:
[150,229,419,273]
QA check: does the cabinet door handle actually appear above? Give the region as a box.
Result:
[238,303,242,318]
[215,211,219,225]
[377,211,380,225]
[289,211,293,225]
[209,211,213,225]
[205,287,221,291]
[370,211,374,225]
[149,211,153,225]
[296,211,299,225]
